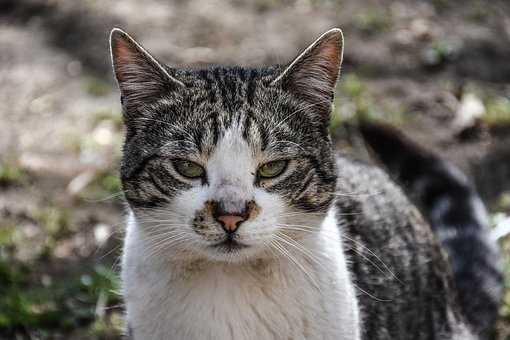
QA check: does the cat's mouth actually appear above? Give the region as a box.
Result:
[211,238,249,252]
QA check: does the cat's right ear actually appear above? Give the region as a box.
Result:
[271,28,344,115]
[109,28,184,108]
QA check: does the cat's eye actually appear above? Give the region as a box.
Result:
[258,160,288,179]
[173,160,205,179]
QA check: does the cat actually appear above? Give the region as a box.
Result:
[109,27,502,339]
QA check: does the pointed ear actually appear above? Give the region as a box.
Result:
[109,28,184,108]
[272,28,344,110]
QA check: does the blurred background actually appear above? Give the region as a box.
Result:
[0,0,509,338]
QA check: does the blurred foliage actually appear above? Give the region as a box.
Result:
[85,77,111,97]
[496,192,510,212]
[0,161,29,187]
[35,205,72,258]
[93,110,124,131]
[354,8,392,36]
[65,109,123,156]
[331,74,406,134]
[0,254,122,338]
[484,97,510,124]
[79,169,123,202]
[0,182,123,338]
[499,238,510,337]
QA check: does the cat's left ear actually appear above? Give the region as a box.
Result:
[109,28,184,109]
[272,28,344,111]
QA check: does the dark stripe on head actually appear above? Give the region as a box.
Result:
[293,170,316,200]
[242,112,252,141]
[247,69,257,106]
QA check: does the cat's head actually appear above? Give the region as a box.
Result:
[110,28,343,263]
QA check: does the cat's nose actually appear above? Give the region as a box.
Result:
[216,215,246,233]
[211,201,250,234]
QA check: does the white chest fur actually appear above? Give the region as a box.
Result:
[122,209,360,340]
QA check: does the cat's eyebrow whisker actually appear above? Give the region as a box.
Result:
[133,116,196,142]
[268,140,306,152]
[161,139,197,149]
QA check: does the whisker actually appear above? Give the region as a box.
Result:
[271,239,321,292]
[83,190,127,203]
[277,226,398,282]
[275,223,401,284]
[275,231,392,302]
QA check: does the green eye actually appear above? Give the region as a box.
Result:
[173,160,205,179]
[258,160,288,179]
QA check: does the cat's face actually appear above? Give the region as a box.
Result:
[111,28,343,262]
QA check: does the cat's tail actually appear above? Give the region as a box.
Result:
[358,122,504,338]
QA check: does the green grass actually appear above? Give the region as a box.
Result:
[0,259,122,338]
[0,161,28,187]
[0,200,123,338]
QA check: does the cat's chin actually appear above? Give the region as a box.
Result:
[198,241,269,263]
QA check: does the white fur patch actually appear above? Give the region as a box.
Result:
[123,208,360,339]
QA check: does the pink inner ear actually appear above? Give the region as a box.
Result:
[315,38,341,85]
[113,38,136,82]
[321,42,340,70]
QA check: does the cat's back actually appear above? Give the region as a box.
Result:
[335,156,475,340]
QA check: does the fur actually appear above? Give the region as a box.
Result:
[359,122,503,338]
[122,208,360,339]
[108,28,497,339]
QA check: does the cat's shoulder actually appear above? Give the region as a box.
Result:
[335,155,417,222]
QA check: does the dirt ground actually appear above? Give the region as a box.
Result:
[0,0,509,339]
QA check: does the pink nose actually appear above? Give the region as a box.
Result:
[216,215,245,233]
